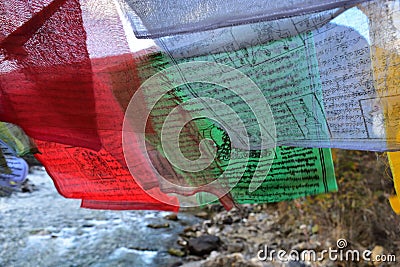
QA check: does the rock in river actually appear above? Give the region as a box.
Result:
[187,235,221,256]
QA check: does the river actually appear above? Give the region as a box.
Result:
[0,167,202,267]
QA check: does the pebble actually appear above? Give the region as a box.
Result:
[168,248,186,257]
[187,235,221,256]
[165,213,179,221]
[177,239,187,246]
[147,223,170,229]
[227,241,244,253]
[201,252,263,267]
[195,211,209,220]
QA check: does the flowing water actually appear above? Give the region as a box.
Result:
[0,167,201,267]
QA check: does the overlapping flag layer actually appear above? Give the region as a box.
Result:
[1,0,400,213]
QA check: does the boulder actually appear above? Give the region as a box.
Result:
[188,235,221,256]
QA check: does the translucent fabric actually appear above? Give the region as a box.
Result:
[1,0,400,212]
[0,0,179,211]
[116,0,370,38]
[150,5,400,151]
